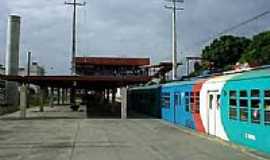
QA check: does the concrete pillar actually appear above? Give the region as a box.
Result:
[19,84,27,118]
[39,87,45,112]
[112,88,116,103]
[49,87,54,108]
[103,89,106,101]
[5,15,21,108]
[57,88,60,105]
[106,89,110,102]
[70,87,76,106]
[61,88,65,105]
[121,87,128,119]
[65,89,68,104]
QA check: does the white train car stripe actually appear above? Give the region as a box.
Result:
[200,74,239,140]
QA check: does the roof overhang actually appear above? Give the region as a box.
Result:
[0,75,151,89]
[75,57,150,67]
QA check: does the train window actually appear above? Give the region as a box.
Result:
[240,90,247,97]
[209,95,213,109]
[251,91,261,123]
[179,94,182,105]
[265,112,270,126]
[229,108,237,120]
[251,89,260,97]
[190,93,194,103]
[240,108,248,121]
[174,93,179,106]
[265,90,270,97]
[229,91,236,98]
[190,92,194,113]
[264,99,270,125]
[185,92,190,112]
[194,92,200,113]
[240,99,248,107]
[229,99,237,106]
[217,95,220,107]
[229,90,237,106]
[239,95,248,121]
[251,109,260,124]
[229,90,237,120]
[251,99,260,109]
[162,93,170,108]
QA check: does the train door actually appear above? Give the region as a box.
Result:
[207,91,220,136]
[174,92,181,124]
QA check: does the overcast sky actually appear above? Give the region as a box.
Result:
[1,0,270,75]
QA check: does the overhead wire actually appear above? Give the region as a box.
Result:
[195,10,270,47]
[159,9,270,76]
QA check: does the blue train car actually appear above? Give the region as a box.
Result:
[161,81,196,129]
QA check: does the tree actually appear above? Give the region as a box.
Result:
[240,31,270,66]
[201,35,251,70]
[189,61,203,77]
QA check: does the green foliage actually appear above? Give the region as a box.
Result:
[189,62,204,77]
[240,31,270,66]
[190,31,270,77]
[201,35,251,70]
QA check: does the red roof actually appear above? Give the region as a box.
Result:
[75,57,150,66]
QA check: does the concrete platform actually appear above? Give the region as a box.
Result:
[0,106,266,160]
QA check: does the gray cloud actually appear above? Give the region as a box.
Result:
[0,0,270,74]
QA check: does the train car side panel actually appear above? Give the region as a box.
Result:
[221,69,270,154]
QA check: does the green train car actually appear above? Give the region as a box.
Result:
[128,85,161,118]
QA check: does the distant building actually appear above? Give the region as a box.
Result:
[74,56,150,102]
[75,57,150,76]
[0,62,45,106]
[0,62,45,76]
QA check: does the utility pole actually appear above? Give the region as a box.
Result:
[26,51,31,108]
[27,51,31,77]
[164,0,184,80]
[65,0,86,75]
[65,0,86,107]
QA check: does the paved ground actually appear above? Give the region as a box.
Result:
[0,106,266,160]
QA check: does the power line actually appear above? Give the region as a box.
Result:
[197,10,270,46]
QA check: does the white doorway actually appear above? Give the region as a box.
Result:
[207,91,220,136]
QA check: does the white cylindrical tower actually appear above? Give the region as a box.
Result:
[5,15,21,107]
